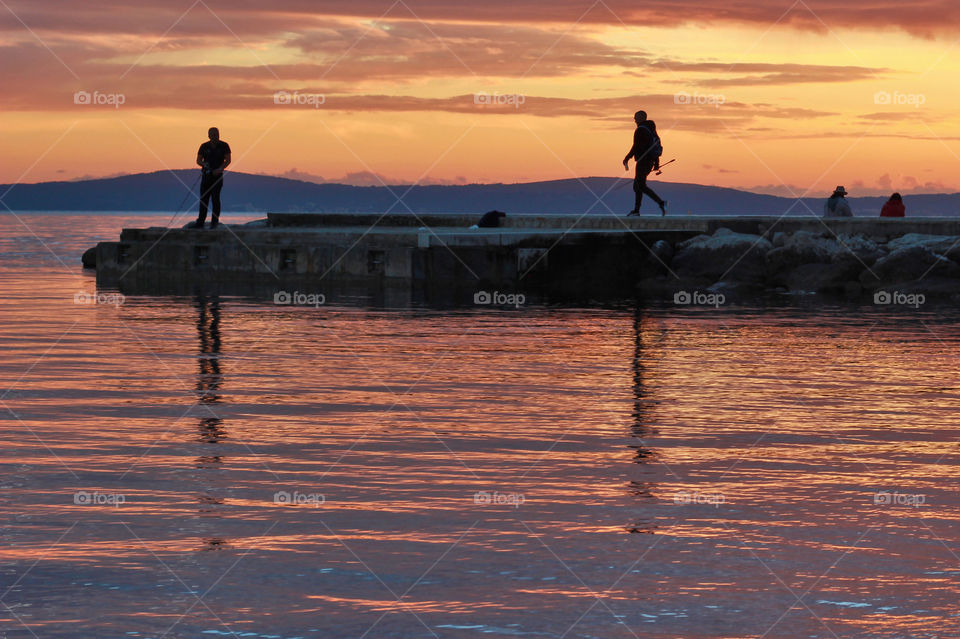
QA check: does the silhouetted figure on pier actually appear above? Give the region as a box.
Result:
[478,210,507,228]
[824,185,853,218]
[193,127,231,229]
[881,192,905,217]
[623,111,667,217]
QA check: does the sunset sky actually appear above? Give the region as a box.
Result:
[3,0,960,195]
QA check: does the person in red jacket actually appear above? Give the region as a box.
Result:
[880,193,905,217]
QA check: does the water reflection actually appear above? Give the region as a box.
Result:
[196,494,225,512]
[196,417,226,468]
[195,295,226,467]
[8,209,960,638]
[629,307,658,460]
[201,537,230,551]
[196,294,223,405]
[194,295,227,538]
[626,306,657,534]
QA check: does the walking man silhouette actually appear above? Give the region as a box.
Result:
[193,127,231,229]
[623,111,666,216]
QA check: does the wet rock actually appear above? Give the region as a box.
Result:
[766,232,838,280]
[673,228,773,281]
[650,239,673,263]
[767,232,883,285]
[81,246,97,269]
[843,281,863,298]
[887,234,960,266]
[784,262,863,294]
[860,245,960,289]
[783,231,842,260]
[766,247,810,281]
[640,239,674,276]
[886,233,960,255]
[833,234,885,266]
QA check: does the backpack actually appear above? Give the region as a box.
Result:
[645,123,664,158]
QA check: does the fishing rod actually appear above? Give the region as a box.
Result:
[655,158,676,175]
[165,172,203,227]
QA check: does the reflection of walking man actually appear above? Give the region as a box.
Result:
[623,111,666,216]
[194,127,231,229]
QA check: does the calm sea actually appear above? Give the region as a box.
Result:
[1,213,958,638]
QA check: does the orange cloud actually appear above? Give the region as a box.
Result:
[1,1,958,192]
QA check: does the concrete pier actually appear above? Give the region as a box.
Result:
[93,213,960,300]
[95,213,696,295]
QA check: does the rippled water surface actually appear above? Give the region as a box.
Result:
[1,214,959,638]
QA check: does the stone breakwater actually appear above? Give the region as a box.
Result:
[640,228,960,300]
[88,214,960,302]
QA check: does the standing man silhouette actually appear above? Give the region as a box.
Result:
[194,127,231,229]
[623,111,666,216]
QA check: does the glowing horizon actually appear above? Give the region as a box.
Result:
[3,1,960,197]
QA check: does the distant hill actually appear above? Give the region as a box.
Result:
[2,170,959,216]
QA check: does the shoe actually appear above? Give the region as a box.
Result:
[626,210,639,217]
[190,220,205,229]
[659,201,668,216]
[210,222,219,230]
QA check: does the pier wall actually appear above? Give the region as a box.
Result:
[93,214,960,300]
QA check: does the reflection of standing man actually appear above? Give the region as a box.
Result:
[193,127,231,230]
[195,295,226,467]
[623,111,666,217]
[196,295,223,404]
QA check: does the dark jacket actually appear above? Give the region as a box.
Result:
[824,195,852,217]
[880,200,905,217]
[626,126,657,165]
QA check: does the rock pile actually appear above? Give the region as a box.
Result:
[641,228,960,298]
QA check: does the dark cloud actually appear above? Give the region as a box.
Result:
[1,1,959,37]
[0,1,914,148]
[287,20,651,79]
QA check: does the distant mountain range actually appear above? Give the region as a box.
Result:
[3,170,959,216]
